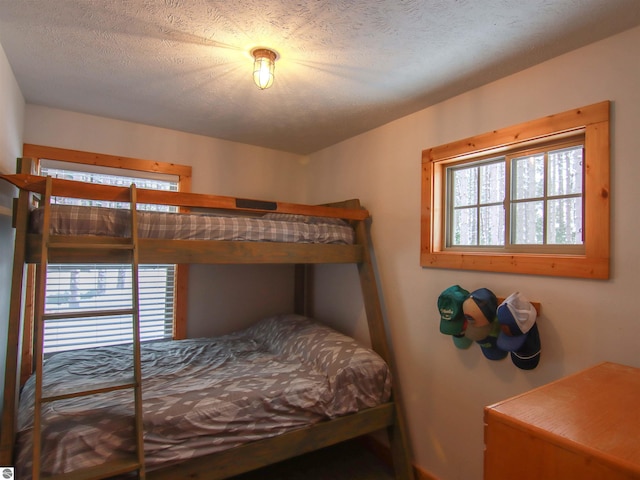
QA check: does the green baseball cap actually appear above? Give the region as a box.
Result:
[452,333,473,349]
[438,285,470,335]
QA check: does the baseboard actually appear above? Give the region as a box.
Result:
[359,435,440,480]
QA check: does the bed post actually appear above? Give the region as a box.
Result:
[349,200,415,480]
[294,264,312,316]
[0,158,35,465]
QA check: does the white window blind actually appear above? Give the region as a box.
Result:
[40,165,178,355]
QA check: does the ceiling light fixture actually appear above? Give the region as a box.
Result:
[251,48,278,90]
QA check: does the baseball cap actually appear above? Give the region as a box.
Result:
[497,292,537,351]
[510,323,541,370]
[475,320,508,360]
[452,318,472,349]
[453,333,473,349]
[438,285,469,335]
[463,288,498,341]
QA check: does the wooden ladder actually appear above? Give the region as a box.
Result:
[31,177,146,480]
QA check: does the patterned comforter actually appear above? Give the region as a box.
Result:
[29,206,356,244]
[16,314,391,477]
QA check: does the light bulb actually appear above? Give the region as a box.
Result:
[251,48,277,90]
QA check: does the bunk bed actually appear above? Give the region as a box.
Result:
[0,156,414,480]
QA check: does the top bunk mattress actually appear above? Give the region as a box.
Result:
[29,205,356,245]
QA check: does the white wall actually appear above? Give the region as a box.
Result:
[308,25,640,480]
[24,106,310,203]
[23,107,309,337]
[0,40,25,414]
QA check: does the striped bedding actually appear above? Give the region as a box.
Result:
[15,314,391,478]
[29,205,355,244]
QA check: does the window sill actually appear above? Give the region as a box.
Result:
[420,250,608,279]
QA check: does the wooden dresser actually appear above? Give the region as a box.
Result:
[484,362,640,480]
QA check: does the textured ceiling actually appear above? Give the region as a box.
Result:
[1,1,639,155]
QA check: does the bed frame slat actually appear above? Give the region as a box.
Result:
[149,403,396,480]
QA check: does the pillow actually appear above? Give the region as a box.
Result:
[246,314,392,403]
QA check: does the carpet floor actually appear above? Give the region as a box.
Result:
[230,439,395,480]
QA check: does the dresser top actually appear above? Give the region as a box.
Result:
[486,362,640,469]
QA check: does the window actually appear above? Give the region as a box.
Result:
[40,164,178,354]
[19,145,192,380]
[421,101,610,279]
[447,137,584,251]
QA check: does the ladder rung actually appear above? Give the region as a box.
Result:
[42,377,138,403]
[42,455,142,480]
[48,242,135,250]
[43,308,136,321]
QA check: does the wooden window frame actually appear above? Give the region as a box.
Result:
[20,144,192,382]
[421,101,610,279]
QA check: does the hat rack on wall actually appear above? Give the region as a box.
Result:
[437,287,543,369]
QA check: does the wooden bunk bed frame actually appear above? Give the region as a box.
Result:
[1,157,415,479]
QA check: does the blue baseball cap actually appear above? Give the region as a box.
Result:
[497,292,537,351]
[463,288,498,341]
[510,323,541,370]
[475,320,508,360]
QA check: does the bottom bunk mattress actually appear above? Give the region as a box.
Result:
[15,314,392,477]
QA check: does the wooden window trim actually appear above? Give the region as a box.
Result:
[421,101,610,279]
[20,144,192,382]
